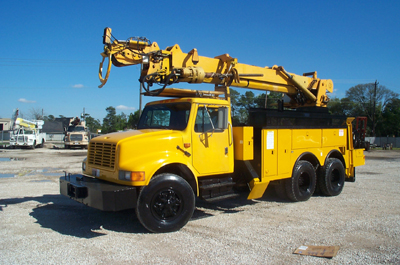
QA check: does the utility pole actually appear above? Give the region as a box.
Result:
[139,64,143,117]
[264,91,269,108]
[372,80,378,136]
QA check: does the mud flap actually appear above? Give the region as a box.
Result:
[247,179,270,200]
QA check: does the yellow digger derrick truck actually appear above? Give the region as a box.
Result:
[60,28,365,232]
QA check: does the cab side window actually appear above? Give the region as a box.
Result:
[194,106,228,133]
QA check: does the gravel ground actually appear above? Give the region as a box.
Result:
[0,147,399,264]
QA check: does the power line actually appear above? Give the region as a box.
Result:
[0,58,98,63]
[0,58,98,67]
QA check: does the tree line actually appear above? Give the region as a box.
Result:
[28,82,399,137]
[328,83,399,137]
[230,83,400,137]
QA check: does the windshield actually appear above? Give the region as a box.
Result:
[20,129,35,134]
[137,103,191,130]
[67,126,85,132]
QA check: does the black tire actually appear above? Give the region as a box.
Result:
[318,158,345,196]
[285,160,316,202]
[136,173,195,233]
[31,141,36,149]
[39,139,44,148]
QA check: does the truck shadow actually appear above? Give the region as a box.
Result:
[0,188,288,238]
[192,187,290,220]
[0,195,147,238]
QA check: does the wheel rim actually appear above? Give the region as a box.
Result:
[151,188,183,221]
[298,172,311,195]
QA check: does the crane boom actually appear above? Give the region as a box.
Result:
[15,118,44,129]
[98,27,333,108]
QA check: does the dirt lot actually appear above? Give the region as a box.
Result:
[0,147,399,264]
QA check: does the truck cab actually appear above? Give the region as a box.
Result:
[64,119,89,149]
[82,97,233,188]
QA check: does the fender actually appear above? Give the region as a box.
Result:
[325,149,346,168]
[294,151,320,170]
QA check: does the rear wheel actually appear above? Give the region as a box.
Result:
[318,158,345,196]
[285,160,316,202]
[136,173,195,233]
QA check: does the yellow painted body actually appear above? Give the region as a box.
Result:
[247,124,365,199]
[99,28,333,108]
[87,28,365,202]
[83,98,234,192]
[83,96,365,201]
[232,126,254,161]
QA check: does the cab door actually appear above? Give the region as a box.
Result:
[192,104,233,175]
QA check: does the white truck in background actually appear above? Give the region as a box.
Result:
[64,117,89,149]
[9,118,46,149]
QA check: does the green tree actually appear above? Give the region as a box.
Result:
[116,112,128,131]
[85,115,102,133]
[380,98,400,137]
[346,83,398,136]
[127,110,141,129]
[328,97,357,116]
[102,106,117,133]
[254,92,283,109]
[43,114,55,122]
[229,89,284,125]
[229,88,241,124]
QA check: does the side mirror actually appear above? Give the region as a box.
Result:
[217,107,228,130]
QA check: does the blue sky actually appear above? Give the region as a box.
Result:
[1,0,399,121]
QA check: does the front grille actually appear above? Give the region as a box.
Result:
[70,134,83,141]
[17,136,27,143]
[88,142,116,169]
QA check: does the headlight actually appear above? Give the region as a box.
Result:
[82,157,87,171]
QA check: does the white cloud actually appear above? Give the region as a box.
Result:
[18,98,36,103]
[72,84,84,88]
[116,105,136,111]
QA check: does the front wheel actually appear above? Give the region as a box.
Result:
[285,160,316,202]
[136,173,195,233]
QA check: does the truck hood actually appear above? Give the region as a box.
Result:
[89,129,187,178]
[90,129,180,145]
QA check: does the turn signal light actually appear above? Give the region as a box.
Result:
[119,171,145,181]
[130,172,145,181]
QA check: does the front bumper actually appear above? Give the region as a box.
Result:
[65,141,88,145]
[60,174,137,211]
